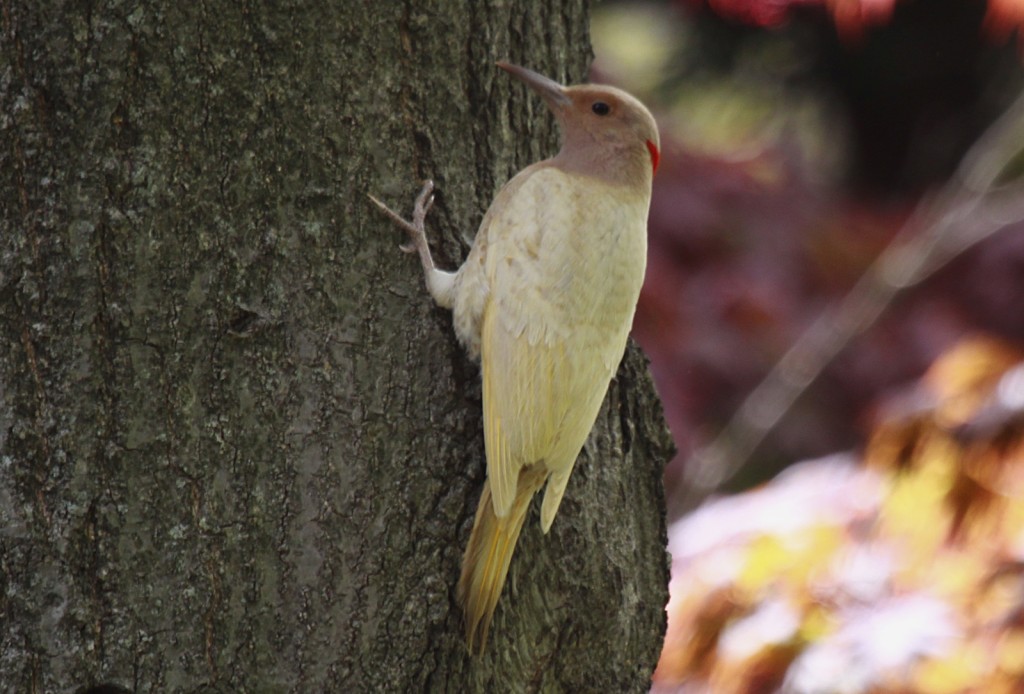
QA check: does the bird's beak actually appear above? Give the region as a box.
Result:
[497,62,571,112]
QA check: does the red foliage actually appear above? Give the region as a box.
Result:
[985,0,1024,42]
[690,0,896,38]
[634,124,1024,494]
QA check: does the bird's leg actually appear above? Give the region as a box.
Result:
[368,180,455,308]
[368,179,436,267]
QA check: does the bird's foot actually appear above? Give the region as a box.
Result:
[367,180,436,261]
[368,179,456,308]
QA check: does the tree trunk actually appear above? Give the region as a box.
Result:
[0,2,673,691]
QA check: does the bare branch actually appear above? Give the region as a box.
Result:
[675,89,1024,513]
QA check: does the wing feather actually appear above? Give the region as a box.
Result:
[482,308,568,518]
[479,166,646,523]
[481,168,587,518]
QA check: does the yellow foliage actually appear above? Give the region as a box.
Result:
[996,630,1024,675]
[656,336,1024,693]
[913,643,987,693]
[924,337,1020,426]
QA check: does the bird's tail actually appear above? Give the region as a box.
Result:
[457,467,546,653]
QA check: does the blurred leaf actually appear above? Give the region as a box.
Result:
[985,0,1024,43]
[696,0,897,35]
[655,337,1024,692]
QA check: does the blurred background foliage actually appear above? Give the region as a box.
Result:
[590,0,1024,690]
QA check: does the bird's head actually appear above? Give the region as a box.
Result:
[497,61,660,187]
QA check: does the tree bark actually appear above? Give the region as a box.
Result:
[0,2,673,691]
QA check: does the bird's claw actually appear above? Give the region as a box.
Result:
[413,180,435,221]
[368,180,435,234]
[368,180,438,268]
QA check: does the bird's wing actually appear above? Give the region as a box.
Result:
[480,166,609,519]
[482,308,567,518]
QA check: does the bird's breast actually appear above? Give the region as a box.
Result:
[453,165,651,361]
[529,170,649,331]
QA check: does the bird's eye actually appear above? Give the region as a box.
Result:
[591,101,611,116]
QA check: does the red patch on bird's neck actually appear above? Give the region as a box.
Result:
[645,139,660,176]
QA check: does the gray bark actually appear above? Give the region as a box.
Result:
[0,1,673,692]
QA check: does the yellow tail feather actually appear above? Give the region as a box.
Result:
[457,468,547,653]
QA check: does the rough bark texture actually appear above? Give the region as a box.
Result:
[0,1,674,692]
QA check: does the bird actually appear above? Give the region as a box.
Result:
[369,61,659,653]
